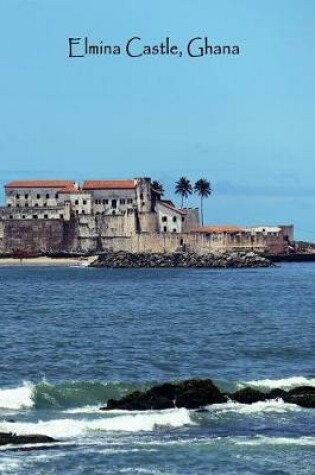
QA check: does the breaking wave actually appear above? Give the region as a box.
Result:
[0,376,313,412]
[0,381,149,411]
[0,408,193,438]
[0,383,33,410]
[239,376,315,391]
[207,399,299,414]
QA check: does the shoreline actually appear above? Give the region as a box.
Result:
[0,256,98,267]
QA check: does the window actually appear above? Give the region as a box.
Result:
[9,215,13,219]
[16,194,20,199]
[173,228,177,233]
[16,204,20,208]
[140,193,143,200]
[75,199,79,205]
[112,210,116,215]
[120,199,126,204]
[172,216,177,222]
[163,226,167,232]
[8,203,12,208]
[96,211,100,215]
[35,203,39,207]
[25,194,29,199]
[127,199,133,204]
[162,216,167,222]
[102,199,106,204]
[142,202,145,206]
[60,214,64,219]
[105,199,109,204]
[44,203,47,207]
[32,215,38,219]
[82,210,85,214]
[22,215,25,219]
[83,200,87,205]
[55,193,59,199]
[37,194,40,199]
[75,210,79,215]
[25,203,28,207]
[182,217,185,222]
[112,199,117,209]
[44,214,48,219]
[46,193,49,199]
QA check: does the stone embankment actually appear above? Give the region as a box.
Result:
[101,379,315,411]
[91,251,271,268]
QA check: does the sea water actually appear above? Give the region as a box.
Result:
[0,264,314,474]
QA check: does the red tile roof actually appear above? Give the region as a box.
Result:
[82,180,136,190]
[5,180,75,189]
[58,184,83,194]
[192,225,246,234]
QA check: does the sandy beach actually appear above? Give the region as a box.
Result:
[0,256,98,267]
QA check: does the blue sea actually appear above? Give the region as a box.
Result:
[0,264,314,474]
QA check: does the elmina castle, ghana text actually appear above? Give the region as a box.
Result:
[68,37,240,58]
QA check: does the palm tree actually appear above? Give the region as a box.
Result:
[194,179,212,226]
[175,177,192,208]
[151,180,165,197]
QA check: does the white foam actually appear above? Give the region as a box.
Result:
[0,408,193,438]
[0,383,34,410]
[62,405,101,414]
[240,376,315,391]
[207,399,299,414]
[235,435,315,446]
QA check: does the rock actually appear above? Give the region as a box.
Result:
[267,388,287,400]
[282,386,315,408]
[102,379,227,411]
[92,251,272,269]
[0,432,56,446]
[230,387,267,404]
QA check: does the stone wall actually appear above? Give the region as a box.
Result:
[0,219,65,253]
[0,216,287,255]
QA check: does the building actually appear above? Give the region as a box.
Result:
[0,178,294,255]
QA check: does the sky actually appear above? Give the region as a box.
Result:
[0,0,315,240]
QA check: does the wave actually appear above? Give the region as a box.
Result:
[0,381,149,411]
[0,376,314,411]
[0,383,33,410]
[206,399,299,414]
[234,435,315,447]
[0,408,193,438]
[239,376,315,391]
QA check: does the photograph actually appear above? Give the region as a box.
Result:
[0,1,314,474]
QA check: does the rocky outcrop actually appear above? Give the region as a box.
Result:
[100,379,315,411]
[0,432,56,446]
[230,387,267,404]
[101,379,227,411]
[282,386,315,408]
[92,251,272,268]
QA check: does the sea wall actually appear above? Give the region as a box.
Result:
[91,251,272,268]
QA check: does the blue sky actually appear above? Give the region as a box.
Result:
[1,0,315,239]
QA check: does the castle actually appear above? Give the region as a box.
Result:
[0,177,293,255]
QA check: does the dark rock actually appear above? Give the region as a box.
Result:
[0,432,56,446]
[283,386,315,408]
[268,388,287,400]
[92,251,272,269]
[102,379,227,411]
[230,387,267,404]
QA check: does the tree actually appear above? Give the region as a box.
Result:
[194,178,212,226]
[151,180,165,197]
[175,177,192,208]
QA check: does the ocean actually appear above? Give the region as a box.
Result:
[0,264,314,474]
